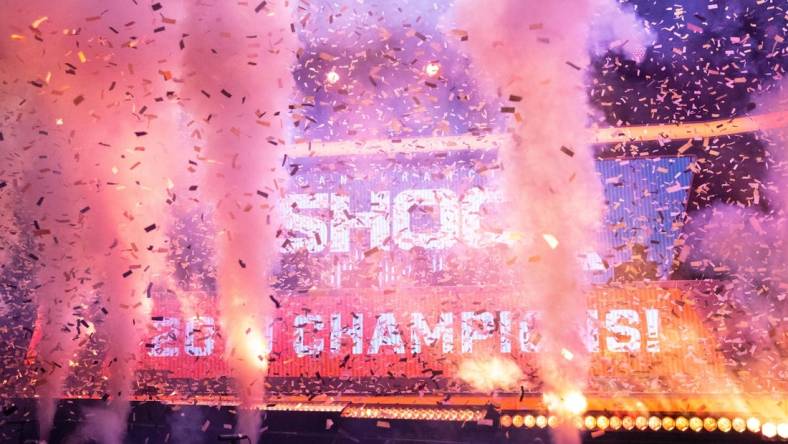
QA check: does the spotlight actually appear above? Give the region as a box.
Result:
[325,70,340,85]
[584,415,596,430]
[762,422,777,439]
[463,409,479,421]
[747,417,761,433]
[547,415,559,428]
[661,416,675,431]
[717,417,731,433]
[622,416,635,430]
[523,415,535,428]
[425,62,441,77]
[648,416,661,431]
[635,416,648,431]
[500,414,512,428]
[512,414,524,428]
[629,44,647,62]
[536,415,548,428]
[732,417,746,433]
[609,416,622,430]
[703,417,717,432]
[596,416,610,430]
[675,416,689,431]
[689,417,703,432]
[777,422,788,439]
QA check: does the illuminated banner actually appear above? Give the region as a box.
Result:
[16,146,707,398]
[136,148,713,395]
[275,149,693,288]
[141,283,733,395]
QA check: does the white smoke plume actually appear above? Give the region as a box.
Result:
[450,1,651,442]
[181,1,297,442]
[678,79,787,415]
[1,1,188,441]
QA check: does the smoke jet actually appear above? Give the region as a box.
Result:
[1,1,188,441]
[181,1,297,442]
[450,1,651,442]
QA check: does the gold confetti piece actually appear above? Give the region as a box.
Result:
[77,51,87,63]
[665,183,683,193]
[10,34,25,40]
[543,233,559,249]
[450,29,468,40]
[31,16,48,29]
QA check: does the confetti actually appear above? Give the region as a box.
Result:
[0,1,785,441]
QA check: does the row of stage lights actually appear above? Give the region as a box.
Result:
[264,402,346,413]
[265,403,786,439]
[341,406,483,422]
[500,414,788,439]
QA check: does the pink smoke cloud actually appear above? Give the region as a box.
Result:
[181,1,297,442]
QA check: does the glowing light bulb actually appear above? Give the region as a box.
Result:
[425,62,440,77]
[635,416,648,430]
[717,417,731,433]
[689,417,703,432]
[648,416,661,431]
[500,415,512,427]
[629,44,647,63]
[703,417,717,432]
[326,70,340,85]
[777,423,788,439]
[523,415,535,428]
[675,416,689,431]
[661,416,675,431]
[762,422,777,438]
[746,417,761,433]
[609,416,622,430]
[584,416,596,430]
[732,417,746,433]
[596,416,610,430]
[622,416,635,430]
[512,414,524,428]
